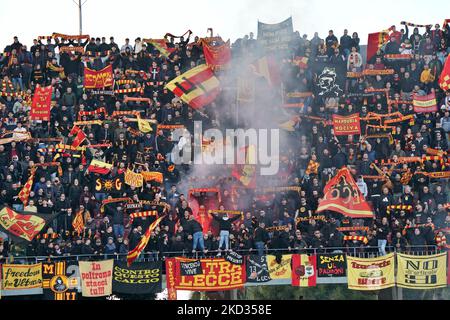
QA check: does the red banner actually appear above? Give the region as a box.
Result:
[317,167,374,218]
[332,114,361,136]
[413,93,438,113]
[30,85,52,121]
[202,40,231,71]
[84,65,114,89]
[292,254,317,287]
[168,258,246,291]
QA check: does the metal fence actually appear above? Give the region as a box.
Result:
[0,245,440,265]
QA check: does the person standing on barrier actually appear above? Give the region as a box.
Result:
[186,214,205,254]
[376,217,389,255]
[210,212,241,257]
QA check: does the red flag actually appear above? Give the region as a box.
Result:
[439,56,450,92]
[84,65,114,89]
[367,32,389,63]
[30,85,52,121]
[332,114,361,136]
[71,129,86,148]
[202,39,231,71]
[292,254,317,287]
[316,167,374,218]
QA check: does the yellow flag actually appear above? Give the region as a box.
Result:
[137,117,152,133]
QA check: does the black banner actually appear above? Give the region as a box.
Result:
[257,17,294,52]
[316,253,347,278]
[42,261,79,300]
[180,260,203,276]
[112,261,162,295]
[94,177,124,193]
[246,255,271,283]
[225,251,243,265]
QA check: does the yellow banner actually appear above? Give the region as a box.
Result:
[347,253,395,291]
[267,255,292,280]
[2,264,43,290]
[79,260,113,297]
[397,253,447,289]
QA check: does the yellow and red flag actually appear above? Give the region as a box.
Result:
[72,209,84,234]
[88,159,113,175]
[367,32,389,63]
[439,56,450,92]
[291,254,317,287]
[165,64,220,109]
[232,145,257,189]
[413,93,438,113]
[84,65,114,89]
[316,167,374,218]
[18,168,36,206]
[144,39,175,58]
[127,215,165,266]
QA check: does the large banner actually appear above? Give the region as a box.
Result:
[42,261,78,300]
[112,261,162,294]
[30,85,52,121]
[347,253,395,291]
[246,255,271,283]
[168,258,246,292]
[2,263,43,295]
[79,260,113,297]
[317,253,347,278]
[397,253,447,290]
[257,17,294,52]
[291,254,317,287]
[332,114,361,136]
[84,65,114,89]
[267,255,292,280]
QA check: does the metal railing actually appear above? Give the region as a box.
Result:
[0,245,440,265]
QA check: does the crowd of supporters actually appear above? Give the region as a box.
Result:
[0,22,449,262]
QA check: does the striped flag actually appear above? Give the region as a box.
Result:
[413,93,438,113]
[291,254,317,287]
[87,159,113,175]
[165,64,220,109]
[144,39,175,58]
[72,210,84,234]
[127,215,165,266]
[251,56,281,86]
[18,168,36,206]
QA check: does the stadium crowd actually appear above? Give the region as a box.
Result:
[0,22,449,263]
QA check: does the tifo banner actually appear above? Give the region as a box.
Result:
[317,254,347,278]
[267,255,292,280]
[84,65,114,89]
[316,167,374,218]
[332,114,361,136]
[42,262,78,300]
[112,261,162,295]
[2,264,43,295]
[397,253,447,290]
[169,258,246,292]
[165,64,220,109]
[291,255,317,287]
[0,207,53,243]
[79,260,113,297]
[413,93,438,113]
[180,260,203,276]
[257,17,294,51]
[347,253,395,291]
[246,255,271,283]
[30,85,52,121]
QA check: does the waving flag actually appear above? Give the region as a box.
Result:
[439,56,450,92]
[367,32,389,63]
[127,215,165,266]
[88,159,113,175]
[202,39,231,71]
[18,168,36,206]
[144,39,175,58]
[72,209,84,234]
[413,93,438,113]
[165,64,220,109]
[316,167,374,218]
[251,56,281,87]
